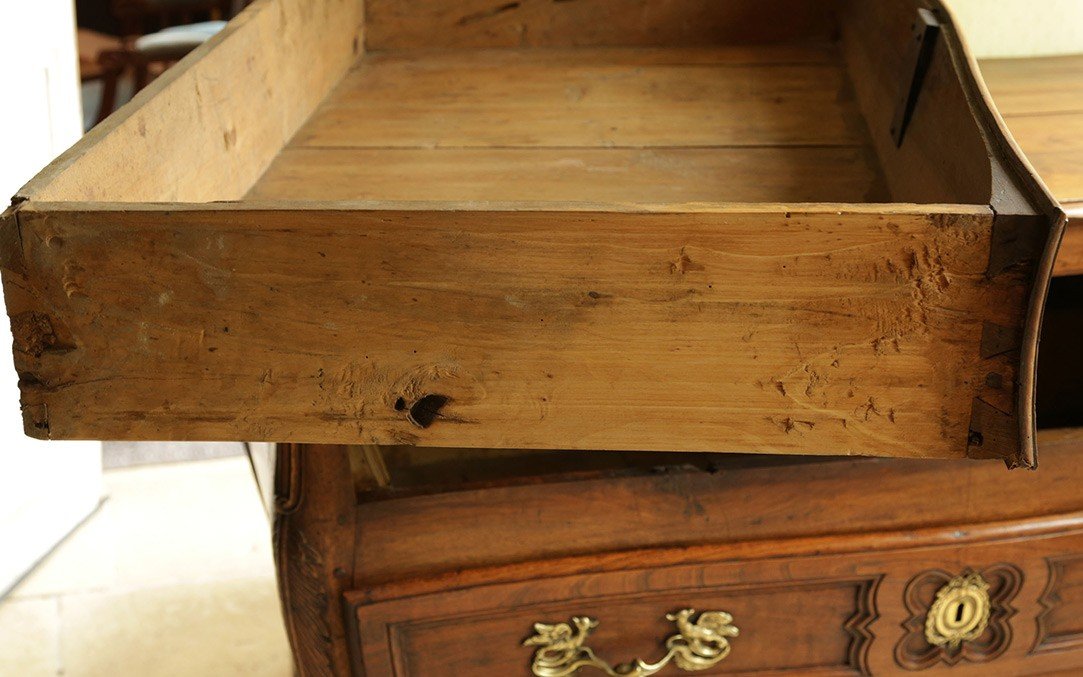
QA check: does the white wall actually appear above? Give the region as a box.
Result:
[0,0,102,596]
[950,0,1083,58]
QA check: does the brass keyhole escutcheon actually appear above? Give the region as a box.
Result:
[925,572,991,648]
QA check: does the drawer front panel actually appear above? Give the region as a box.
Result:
[378,577,875,676]
[349,528,1083,676]
[1035,554,1083,654]
[4,205,1035,464]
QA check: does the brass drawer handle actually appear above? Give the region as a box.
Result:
[523,608,738,677]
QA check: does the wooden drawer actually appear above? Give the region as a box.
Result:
[0,0,1065,464]
[347,529,1083,676]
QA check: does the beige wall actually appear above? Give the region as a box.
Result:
[949,0,1083,58]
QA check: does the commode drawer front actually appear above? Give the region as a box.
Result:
[349,572,878,676]
[347,527,1083,676]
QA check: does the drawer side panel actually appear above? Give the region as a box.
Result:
[16,0,364,203]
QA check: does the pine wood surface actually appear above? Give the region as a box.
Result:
[7,203,1024,460]
[250,147,886,204]
[248,45,886,204]
[362,0,841,51]
[839,0,996,206]
[17,0,364,203]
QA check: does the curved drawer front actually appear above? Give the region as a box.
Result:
[347,527,1083,676]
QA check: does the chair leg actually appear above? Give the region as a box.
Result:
[133,59,150,93]
[96,76,117,126]
[93,52,127,126]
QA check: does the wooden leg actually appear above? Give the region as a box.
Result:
[273,444,357,677]
[133,59,150,93]
[93,51,129,126]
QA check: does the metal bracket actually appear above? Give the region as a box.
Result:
[891,8,941,147]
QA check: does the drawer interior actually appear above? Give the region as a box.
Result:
[19,0,1015,209]
[346,443,806,497]
[1037,275,1083,430]
[246,45,889,205]
[238,1,984,208]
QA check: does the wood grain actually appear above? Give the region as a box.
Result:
[840,0,1065,469]
[1054,216,1083,277]
[981,52,1083,276]
[992,113,1083,205]
[16,0,364,203]
[290,46,868,150]
[330,431,1083,675]
[250,45,885,204]
[353,434,1083,600]
[250,44,886,204]
[363,0,841,50]
[4,203,1027,460]
[351,528,1083,676]
[839,0,993,204]
[273,445,356,677]
[0,0,1061,466]
[982,54,1083,117]
[354,572,877,676]
[352,430,1083,584]
[249,147,886,203]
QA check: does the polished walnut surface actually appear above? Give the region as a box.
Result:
[274,430,1083,676]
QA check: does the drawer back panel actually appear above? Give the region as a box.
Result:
[364,0,841,51]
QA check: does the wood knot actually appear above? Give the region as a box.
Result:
[669,247,705,275]
[404,394,450,429]
[11,312,69,358]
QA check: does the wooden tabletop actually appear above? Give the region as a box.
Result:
[982,53,1083,276]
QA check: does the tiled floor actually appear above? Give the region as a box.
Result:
[0,457,293,676]
[101,441,246,469]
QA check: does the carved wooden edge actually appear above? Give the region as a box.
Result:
[894,563,1023,670]
[1033,554,1083,655]
[846,575,884,676]
[274,444,359,677]
[929,0,1068,469]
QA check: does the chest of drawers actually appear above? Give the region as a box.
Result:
[3,0,1081,674]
